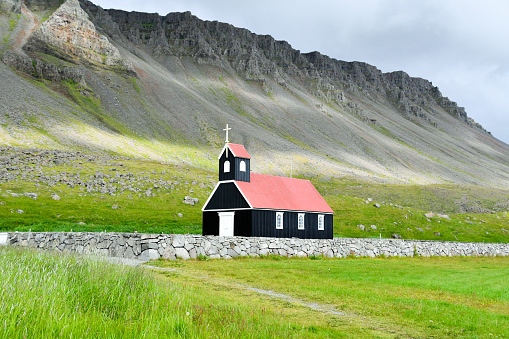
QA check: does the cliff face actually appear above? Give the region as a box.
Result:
[0,0,508,187]
[25,0,129,68]
[83,4,486,132]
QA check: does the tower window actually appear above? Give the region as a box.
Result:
[240,160,246,172]
[298,213,305,230]
[276,212,283,229]
[224,160,230,173]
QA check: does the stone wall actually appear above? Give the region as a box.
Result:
[2,232,509,260]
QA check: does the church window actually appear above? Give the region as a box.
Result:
[276,212,283,229]
[224,160,230,173]
[240,160,246,172]
[318,215,324,230]
[298,213,305,230]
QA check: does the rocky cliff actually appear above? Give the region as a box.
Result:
[0,0,508,187]
[84,4,487,132]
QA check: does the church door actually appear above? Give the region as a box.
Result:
[218,212,235,236]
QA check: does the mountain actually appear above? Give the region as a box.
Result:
[1,0,509,187]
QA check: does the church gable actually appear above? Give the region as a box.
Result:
[202,182,251,211]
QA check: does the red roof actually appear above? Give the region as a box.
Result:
[218,143,251,159]
[235,173,334,213]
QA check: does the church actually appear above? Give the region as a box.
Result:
[202,125,334,239]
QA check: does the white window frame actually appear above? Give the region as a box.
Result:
[276,212,284,229]
[318,214,324,231]
[298,213,305,230]
[239,160,246,172]
[224,160,230,173]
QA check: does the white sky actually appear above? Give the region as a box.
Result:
[93,0,509,144]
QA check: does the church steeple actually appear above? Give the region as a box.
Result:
[218,125,251,182]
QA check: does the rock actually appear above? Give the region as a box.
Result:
[16,209,24,214]
[373,203,381,208]
[178,213,183,218]
[433,232,441,236]
[175,248,190,260]
[52,194,61,201]
[357,224,365,231]
[24,193,38,199]
[370,225,377,230]
[416,227,424,232]
[112,204,119,209]
[26,0,130,70]
[425,212,435,218]
[183,196,199,206]
[391,233,401,239]
[437,214,450,220]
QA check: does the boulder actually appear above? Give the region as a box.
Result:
[183,196,199,206]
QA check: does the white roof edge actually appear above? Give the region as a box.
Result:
[201,180,253,211]
[233,181,253,209]
[201,182,221,211]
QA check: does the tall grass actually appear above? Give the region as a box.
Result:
[0,247,314,338]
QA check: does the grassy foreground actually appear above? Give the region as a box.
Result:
[2,247,509,338]
[0,247,309,338]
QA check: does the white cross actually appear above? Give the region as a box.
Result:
[223,124,231,143]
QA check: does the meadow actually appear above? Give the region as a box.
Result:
[1,148,509,243]
[2,246,509,338]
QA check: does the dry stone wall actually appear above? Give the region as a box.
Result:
[2,232,509,260]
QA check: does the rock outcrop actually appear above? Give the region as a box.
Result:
[25,0,130,70]
[2,50,86,84]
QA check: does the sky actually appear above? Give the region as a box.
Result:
[93,0,509,144]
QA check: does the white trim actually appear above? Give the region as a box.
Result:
[232,181,253,209]
[201,181,254,212]
[204,207,253,212]
[276,212,284,229]
[239,160,246,172]
[201,182,221,212]
[318,214,324,231]
[298,213,305,230]
[0,233,7,245]
[204,206,333,214]
[217,144,229,160]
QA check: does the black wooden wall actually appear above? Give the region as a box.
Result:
[203,182,250,210]
[252,210,333,239]
[203,209,333,239]
[202,210,252,236]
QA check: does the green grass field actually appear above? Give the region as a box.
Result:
[2,149,509,242]
[2,247,509,338]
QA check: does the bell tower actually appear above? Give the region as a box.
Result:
[218,124,250,182]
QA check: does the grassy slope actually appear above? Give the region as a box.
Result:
[3,246,509,338]
[1,152,509,242]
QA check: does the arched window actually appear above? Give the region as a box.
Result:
[240,160,246,172]
[224,160,230,173]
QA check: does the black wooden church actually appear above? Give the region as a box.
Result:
[202,126,334,239]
